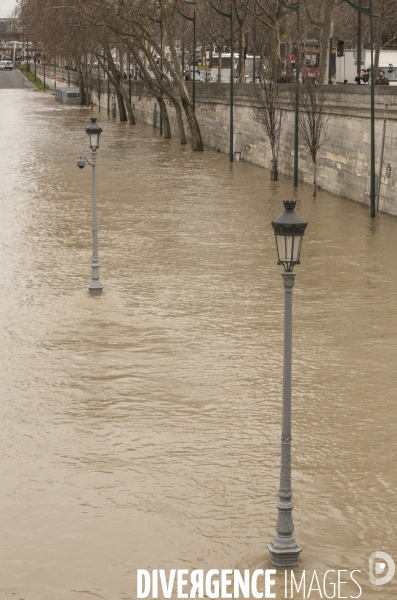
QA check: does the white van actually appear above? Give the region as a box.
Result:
[0,60,13,71]
[336,49,397,85]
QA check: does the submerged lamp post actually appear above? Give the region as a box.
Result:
[77,118,104,295]
[267,200,307,567]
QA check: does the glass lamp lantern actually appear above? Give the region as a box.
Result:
[271,201,307,272]
[86,117,102,151]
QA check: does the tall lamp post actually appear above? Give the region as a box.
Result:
[267,200,307,567]
[178,0,196,112]
[279,0,300,187]
[160,19,163,136]
[210,2,234,162]
[77,118,104,295]
[345,0,375,218]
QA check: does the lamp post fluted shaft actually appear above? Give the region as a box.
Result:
[269,200,307,567]
[267,272,302,566]
[88,150,103,295]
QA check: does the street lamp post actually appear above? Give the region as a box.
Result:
[345,0,375,218]
[267,200,307,567]
[160,19,163,136]
[178,0,196,112]
[278,0,300,187]
[77,118,104,295]
[210,2,234,163]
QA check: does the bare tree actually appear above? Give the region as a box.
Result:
[251,76,286,180]
[373,0,397,74]
[298,80,329,195]
[91,64,104,112]
[302,0,337,85]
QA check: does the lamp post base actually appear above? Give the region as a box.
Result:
[267,538,302,567]
[88,281,104,295]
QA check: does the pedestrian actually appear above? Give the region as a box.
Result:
[375,70,390,85]
[355,69,369,84]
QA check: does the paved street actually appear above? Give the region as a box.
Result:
[0,67,35,89]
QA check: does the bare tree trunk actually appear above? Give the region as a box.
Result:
[273,25,282,79]
[117,48,135,123]
[313,160,317,195]
[285,41,292,81]
[271,151,279,181]
[77,61,86,105]
[218,50,223,82]
[238,25,245,82]
[116,88,127,121]
[374,15,383,75]
[158,96,171,138]
[119,81,136,123]
[181,97,203,151]
[259,44,264,84]
[89,57,93,108]
[304,0,336,85]
[172,98,187,144]
[319,11,334,84]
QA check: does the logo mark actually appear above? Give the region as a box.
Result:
[369,552,395,586]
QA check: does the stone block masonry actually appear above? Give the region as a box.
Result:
[131,82,397,217]
[35,66,397,216]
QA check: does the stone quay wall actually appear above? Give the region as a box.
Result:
[131,82,397,216]
[35,64,397,216]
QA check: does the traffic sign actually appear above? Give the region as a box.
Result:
[290,55,296,62]
[52,74,56,79]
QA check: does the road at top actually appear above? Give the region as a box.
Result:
[0,67,35,89]
[0,89,396,599]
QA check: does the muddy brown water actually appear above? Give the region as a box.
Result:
[0,90,396,599]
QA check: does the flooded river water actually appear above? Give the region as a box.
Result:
[0,90,396,600]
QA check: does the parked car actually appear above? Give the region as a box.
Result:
[0,60,13,70]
